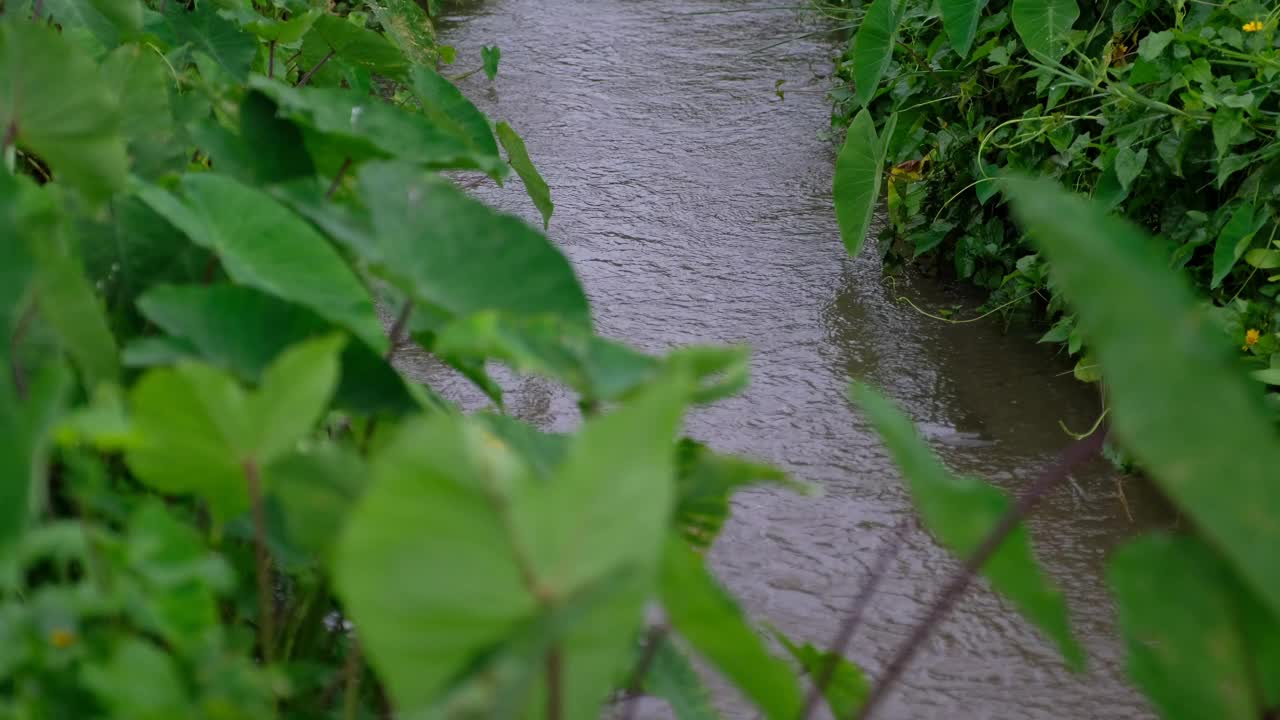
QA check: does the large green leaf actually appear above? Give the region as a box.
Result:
[82,639,190,719]
[101,44,185,180]
[851,0,900,106]
[850,383,1084,668]
[150,2,257,80]
[367,0,436,66]
[29,237,121,391]
[358,161,590,327]
[335,374,690,717]
[0,362,72,558]
[497,121,555,229]
[309,13,408,77]
[940,0,984,58]
[126,336,344,522]
[410,66,505,178]
[833,110,885,257]
[0,19,127,201]
[41,0,139,52]
[1010,0,1079,61]
[660,537,803,720]
[238,89,317,184]
[133,284,417,415]
[219,7,321,43]
[248,77,499,174]
[1003,176,1280,618]
[1108,535,1260,720]
[136,173,386,354]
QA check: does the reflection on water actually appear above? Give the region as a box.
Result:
[404,1,1170,716]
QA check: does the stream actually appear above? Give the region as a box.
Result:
[405,1,1168,717]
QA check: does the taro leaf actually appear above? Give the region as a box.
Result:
[1010,0,1079,61]
[126,336,344,522]
[367,0,437,66]
[481,44,501,81]
[833,110,885,257]
[41,0,141,51]
[642,638,719,720]
[660,536,803,720]
[82,638,190,719]
[0,19,127,201]
[239,90,316,184]
[219,7,321,43]
[1108,535,1259,720]
[497,121,554,228]
[940,0,984,58]
[136,173,386,354]
[101,44,185,180]
[1211,203,1264,289]
[335,374,690,717]
[851,0,900,105]
[675,439,797,550]
[409,66,505,178]
[1003,175,1280,618]
[309,13,408,77]
[849,383,1084,668]
[358,162,590,326]
[778,634,869,719]
[248,77,499,174]
[152,1,257,81]
[134,284,416,415]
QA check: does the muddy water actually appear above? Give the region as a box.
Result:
[412,1,1167,717]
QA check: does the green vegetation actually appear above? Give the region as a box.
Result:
[830,0,1280,385]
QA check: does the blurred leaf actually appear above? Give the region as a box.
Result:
[266,442,364,561]
[1010,0,1078,60]
[1211,203,1264,289]
[851,0,899,105]
[29,239,120,392]
[850,383,1084,668]
[497,121,554,228]
[309,13,408,77]
[675,439,797,550]
[778,634,869,719]
[238,90,316,184]
[151,1,257,80]
[642,638,720,720]
[940,0,983,57]
[250,334,344,460]
[137,173,386,353]
[660,536,803,720]
[101,44,186,180]
[833,110,885,257]
[367,0,436,65]
[409,66,505,178]
[82,639,189,719]
[0,362,72,557]
[1108,535,1260,720]
[481,44,501,81]
[1004,176,1280,618]
[0,19,127,201]
[219,7,321,43]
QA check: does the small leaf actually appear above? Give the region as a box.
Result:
[778,634,869,719]
[219,7,320,43]
[940,0,985,58]
[497,121,554,228]
[1113,147,1147,192]
[642,638,720,720]
[1211,204,1264,289]
[850,383,1084,668]
[660,536,803,720]
[481,44,501,81]
[833,110,885,257]
[1010,0,1079,60]
[851,0,900,105]
[250,334,345,461]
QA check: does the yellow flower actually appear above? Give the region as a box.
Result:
[1244,328,1261,350]
[1244,20,1265,33]
[49,629,76,648]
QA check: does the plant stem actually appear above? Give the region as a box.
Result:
[342,636,364,720]
[31,0,42,19]
[801,518,910,719]
[620,625,667,720]
[9,298,38,400]
[326,157,353,200]
[268,40,276,79]
[295,50,334,88]
[384,300,413,361]
[853,428,1108,720]
[243,460,275,664]
[1,121,16,153]
[545,645,564,720]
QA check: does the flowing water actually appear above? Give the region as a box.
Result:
[407,1,1170,716]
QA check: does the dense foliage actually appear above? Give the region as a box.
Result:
[831,0,1280,385]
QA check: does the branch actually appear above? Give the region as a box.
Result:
[853,428,1108,720]
[268,40,276,79]
[343,636,364,720]
[620,625,667,720]
[326,157,353,200]
[295,50,335,88]
[243,460,275,664]
[546,645,564,720]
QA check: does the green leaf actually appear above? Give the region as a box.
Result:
[940,0,984,58]
[239,90,317,184]
[660,536,803,720]
[101,44,187,180]
[43,0,141,49]
[266,442,364,561]
[250,334,344,460]
[849,383,1084,668]
[336,375,690,716]
[136,173,386,354]
[675,439,797,550]
[1211,204,1264,289]
[135,284,417,415]
[152,1,257,81]
[1108,535,1260,720]
[1244,249,1280,270]
[82,639,190,719]
[1010,0,1079,60]
[851,0,900,105]
[248,77,500,174]
[367,0,436,66]
[1251,368,1280,386]
[29,241,120,391]
[309,13,408,77]
[497,121,554,228]
[778,634,869,719]
[482,44,501,81]
[358,161,590,326]
[219,7,321,43]
[0,19,127,201]
[409,66,505,178]
[1002,176,1280,618]
[642,639,719,720]
[1113,147,1147,192]
[0,362,72,556]
[833,110,885,257]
